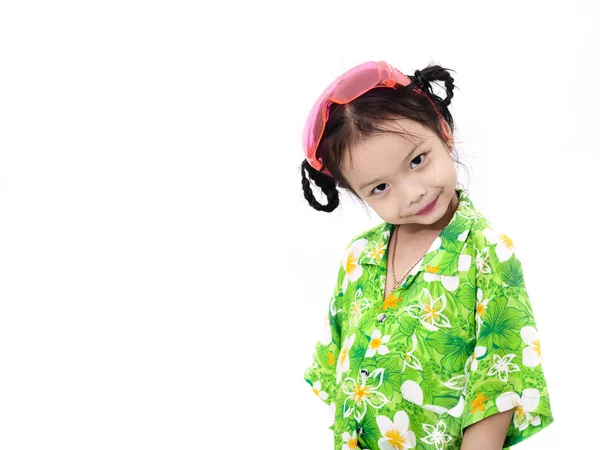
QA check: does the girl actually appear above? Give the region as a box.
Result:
[300,61,553,450]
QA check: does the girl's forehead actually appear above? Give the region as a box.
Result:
[342,125,432,175]
[347,119,432,156]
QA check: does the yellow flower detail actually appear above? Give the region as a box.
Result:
[500,233,514,250]
[347,435,359,449]
[470,392,488,413]
[367,242,385,260]
[383,293,401,310]
[384,428,406,448]
[370,337,382,350]
[424,305,439,320]
[340,348,349,365]
[327,352,335,365]
[353,383,370,404]
[476,302,486,317]
[516,404,525,420]
[345,252,358,274]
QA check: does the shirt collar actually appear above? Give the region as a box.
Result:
[361,189,478,277]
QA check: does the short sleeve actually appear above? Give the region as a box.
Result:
[461,229,553,447]
[303,255,345,408]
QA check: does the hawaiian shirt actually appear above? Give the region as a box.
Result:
[304,189,553,450]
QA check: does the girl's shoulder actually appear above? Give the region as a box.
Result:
[347,221,392,247]
[456,191,519,251]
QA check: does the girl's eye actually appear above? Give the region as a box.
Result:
[370,153,427,195]
[372,183,389,195]
[410,153,427,169]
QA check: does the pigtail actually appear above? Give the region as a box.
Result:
[410,65,457,125]
[300,160,340,212]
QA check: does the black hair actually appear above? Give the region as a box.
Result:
[299,63,463,212]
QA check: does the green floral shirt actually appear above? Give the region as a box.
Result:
[304,190,553,450]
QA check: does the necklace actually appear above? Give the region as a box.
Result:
[388,191,459,294]
[389,224,426,292]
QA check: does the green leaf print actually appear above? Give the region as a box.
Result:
[358,408,381,447]
[425,331,475,372]
[397,309,419,337]
[440,216,468,252]
[478,296,529,351]
[479,380,509,399]
[499,255,525,288]
[348,331,370,369]
[381,356,402,388]
[454,277,477,311]
[439,251,461,274]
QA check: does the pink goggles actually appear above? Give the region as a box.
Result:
[302,60,452,176]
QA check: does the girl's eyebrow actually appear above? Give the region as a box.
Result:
[358,139,425,191]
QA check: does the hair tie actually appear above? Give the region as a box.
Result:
[413,69,433,96]
[413,70,423,85]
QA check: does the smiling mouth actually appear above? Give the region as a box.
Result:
[417,195,440,215]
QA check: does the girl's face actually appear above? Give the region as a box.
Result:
[340,117,458,230]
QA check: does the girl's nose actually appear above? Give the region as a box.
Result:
[400,188,426,208]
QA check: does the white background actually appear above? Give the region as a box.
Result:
[0,1,597,449]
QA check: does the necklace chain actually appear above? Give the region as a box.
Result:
[390,225,426,291]
[389,191,459,293]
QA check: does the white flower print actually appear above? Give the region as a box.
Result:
[366,328,391,357]
[496,389,542,431]
[408,258,423,277]
[337,334,355,383]
[329,403,336,427]
[365,240,386,262]
[318,313,332,345]
[311,380,329,401]
[475,288,490,337]
[406,288,452,331]
[458,253,471,272]
[442,374,466,392]
[349,288,371,328]
[342,430,360,450]
[475,247,491,277]
[402,334,422,372]
[483,229,515,262]
[440,347,485,418]
[420,420,452,450]
[423,271,460,291]
[443,347,486,393]
[401,379,424,406]
[400,380,423,406]
[401,379,450,415]
[521,326,542,367]
[487,354,520,382]
[456,203,482,221]
[342,368,390,421]
[427,236,442,253]
[329,294,340,317]
[376,410,416,450]
[342,239,368,294]
[446,396,465,418]
[470,346,487,371]
[404,376,464,416]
